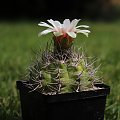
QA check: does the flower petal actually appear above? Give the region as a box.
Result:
[38,22,53,29]
[53,32,63,36]
[76,30,90,37]
[54,21,62,33]
[67,32,76,38]
[76,25,89,28]
[54,21,62,27]
[38,29,53,36]
[63,19,71,32]
[47,19,61,31]
[63,19,70,28]
[69,19,81,31]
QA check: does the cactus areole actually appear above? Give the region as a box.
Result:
[17,19,110,120]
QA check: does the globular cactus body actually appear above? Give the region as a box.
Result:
[28,46,100,95]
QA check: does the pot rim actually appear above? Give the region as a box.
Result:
[16,80,110,103]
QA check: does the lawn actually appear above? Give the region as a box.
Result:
[0,20,120,120]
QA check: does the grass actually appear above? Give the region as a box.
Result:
[0,20,120,120]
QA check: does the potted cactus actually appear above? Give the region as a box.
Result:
[17,19,110,120]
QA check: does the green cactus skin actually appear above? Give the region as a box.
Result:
[58,61,74,93]
[27,47,101,95]
[42,72,51,86]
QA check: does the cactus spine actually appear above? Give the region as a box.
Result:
[27,45,101,95]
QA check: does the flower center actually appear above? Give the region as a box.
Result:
[63,33,67,38]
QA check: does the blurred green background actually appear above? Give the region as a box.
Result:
[0,20,120,120]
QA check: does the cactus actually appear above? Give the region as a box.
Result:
[26,19,101,95]
[27,45,101,95]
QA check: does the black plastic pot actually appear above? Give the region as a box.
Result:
[17,80,110,120]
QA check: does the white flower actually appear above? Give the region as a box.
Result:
[38,19,90,38]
